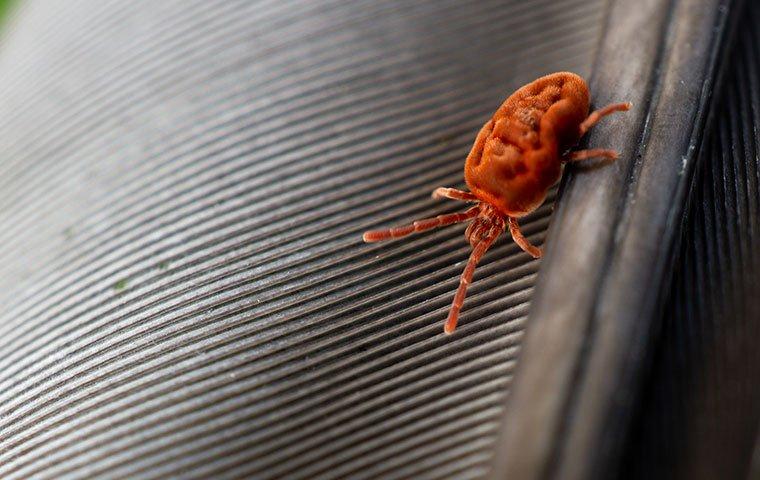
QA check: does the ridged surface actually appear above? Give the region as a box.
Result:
[623,2,760,478]
[0,1,605,478]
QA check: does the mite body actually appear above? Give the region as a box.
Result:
[364,72,630,334]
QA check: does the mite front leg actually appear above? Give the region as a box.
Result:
[432,187,479,202]
[363,206,479,242]
[564,148,618,162]
[579,102,632,136]
[444,226,500,334]
[508,217,542,258]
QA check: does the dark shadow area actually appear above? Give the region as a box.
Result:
[622,2,760,478]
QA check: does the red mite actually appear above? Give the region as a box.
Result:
[363,72,630,334]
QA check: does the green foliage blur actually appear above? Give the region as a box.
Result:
[0,0,14,27]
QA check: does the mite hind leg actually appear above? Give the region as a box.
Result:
[564,148,618,162]
[579,102,632,136]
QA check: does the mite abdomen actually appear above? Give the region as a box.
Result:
[503,72,590,149]
[464,72,590,216]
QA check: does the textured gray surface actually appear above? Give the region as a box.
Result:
[492,0,748,478]
[0,1,606,478]
[624,2,760,478]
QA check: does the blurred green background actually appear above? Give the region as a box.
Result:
[0,0,14,26]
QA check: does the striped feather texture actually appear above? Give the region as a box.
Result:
[624,2,760,478]
[0,1,605,478]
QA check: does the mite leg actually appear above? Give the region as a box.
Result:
[564,148,618,162]
[579,102,632,136]
[444,226,500,334]
[363,206,479,242]
[432,187,478,202]
[508,217,542,259]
